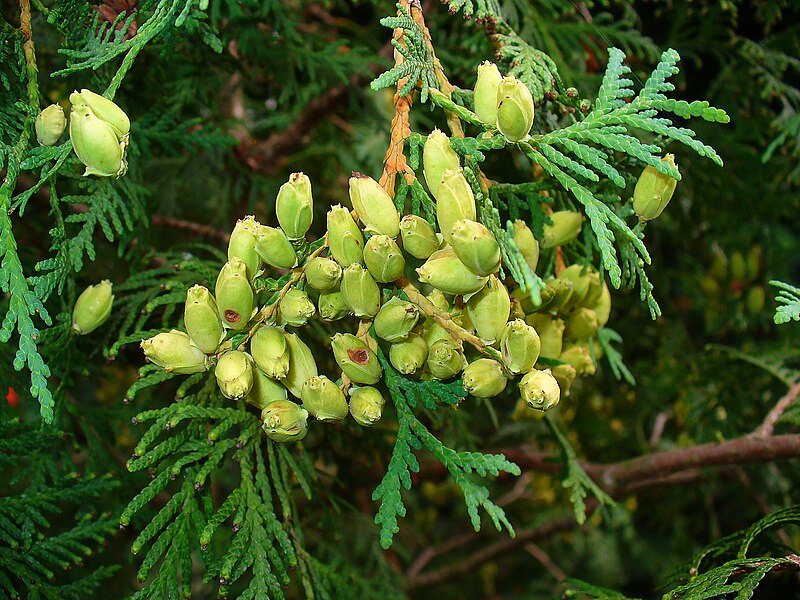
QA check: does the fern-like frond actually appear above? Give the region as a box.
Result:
[770,280,800,324]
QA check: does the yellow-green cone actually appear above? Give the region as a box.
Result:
[261,400,309,443]
[632,154,679,221]
[466,275,510,345]
[215,350,254,400]
[449,219,501,276]
[70,89,130,139]
[348,173,400,238]
[496,76,534,142]
[416,248,488,296]
[276,172,313,239]
[318,289,351,321]
[69,105,126,177]
[277,288,316,327]
[559,343,596,376]
[588,281,611,327]
[374,297,419,342]
[434,168,476,242]
[500,319,541,374]
[141,330,209,374]
[327,205,365,267]
[246,366,288,410]
[423,128,460,197]
[340,263,381,318]
[72,280,114,335]
[255,225,297,270]
[519,369,560,412]
[557,265,591,305]
[526,314,565,359]
[462,358,508,398]
[349,386,385,427]
[389,333,428,375]
[512,221,539,272]
[35,104,66,146]
[283,333,319,398]
[474,61,503,127]
[364,235,405,283]
[551,363,577,398]
[305,257,342,291]
[541,211,583,249]
[250,326,291,379]
[332,333,382,384]
[426,338,466,380]
[399,214,439,260]
[301,375,348,422]
[184,285,224,354]
[215,257,254,330]
[228,216,261,280]
[566,307,598,340]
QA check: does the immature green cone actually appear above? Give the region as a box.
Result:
[215,257,254,330]
[513,221,539,272]
[332,333,382,384]
[246,366,288,410]
[551,363,577,398]
[474,61,502,126]
[423,129,460,197]
[466,275,510,345]
[542,211,583,249]
[426,338,466,380]
[348,173,400,238]
[747,285,766,315]
[72,280,114,335]
[557,265,591,306]
[559,343,596,376]
[632,154,679,221]
[340,263,381,318]
[389,333,428,375]
[399,215,439,259]
[70,89,130,139]
[318,289,351,321]
[526,314,565,359]
[496,76,534,142]
[228,216,261,280]
[35,104,66,146]
[374,297,419,342]
[435,168,476,242]
[277,288,316,327]
[349,387,385,427]
[587,281,610,329]
[254,225,297,270]
[69,105,126,177]
[305,257,342,291]
[364,235,405,283]
[462,358,508,398]
[141,330,209,374]
[450,219,501,276]
[730,251,747,280]
[276,172,313,239]
[215,350,254,400]
[184,285,224,354]
[417,249,488,297]
[519,369,560,412]
[500,319,541,374]
[301,375,348,422]
[566,307,598,340]
[261,400,308,443]
[283,333,318,398]
[250,326,290,379]
[327,205,365,267]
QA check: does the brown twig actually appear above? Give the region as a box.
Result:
[150,215,230,243]
[524,542,567,582]
[753,380,800,438]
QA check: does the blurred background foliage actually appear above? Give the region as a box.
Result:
[1,0,799,597]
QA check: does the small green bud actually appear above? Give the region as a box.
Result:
[400,214,439,260]
[417,249,488,297]
[72,280,114,335]
[435,168,476,242]
[746,245,762,279]
[551,363,577,398]
[228,216,261,280]
[364,235,405,283]
[526,314,565,359]
[730,251,747,280]
[318,289,351,321]
[70,89,130,139]
[462,358,508,398]
[559,343,596,376]
[519,369,560,412]
[632,154,679,222]
[340,263,381,318]
[69,105,126,177]
[215,350,254,400]
[542,211,583,249]
[423,129,460,197]
[500,319,541,374]
[557,265,591,306]
[512,221,539,272]
[427,289,450,311]
[327,205,365,267]
[587,279,611,326]
[301,375,349,422]
[246,366,288,410]
[474,61,503,126]
[466,275,510,345]
[581,270,603,307]
[276,172,313,239]
[566,307,598,340]
[426,338,467,380]
[254,225,297,270]
[374,297,420,342]
[283,333,319,398]
[305,257,342,291]
[547,277,575,311]
[389,333,428,375]
[332,333,382,384]
[747,286,766,315]
[35,104,66,146]
[496,76,534,142]
[215,258,255,330]
[250,326,290,379]
[349,386,385,427]
[348,172,400,238]
[449,219,501,276]
[261,400,309,443]
[277,288,316,327]
[184,285,224,354]
[141,330,209,374]
[420,318,451,349]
